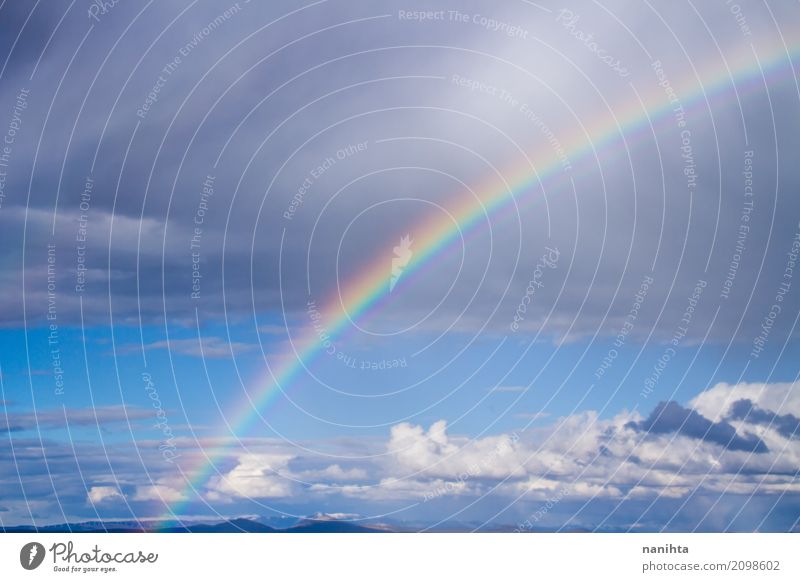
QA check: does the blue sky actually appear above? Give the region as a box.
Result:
[1,0,800,531]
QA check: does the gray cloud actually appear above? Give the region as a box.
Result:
[0,405,156,433]
[0,0,795,353]
[726,399,800,441]
[626,400,769,453]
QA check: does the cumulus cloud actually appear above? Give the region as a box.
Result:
[314,382,800,504]
[691,382,800,422]
[133,479,188,503]
[726,399,800,440]
[386,420,528,479]
[4,382,800,525]
[207,454,294,500]
[625,400,769,453]
[87,486,125,504]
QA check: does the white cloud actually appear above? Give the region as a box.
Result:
[690,381,800,422]
[317,382,800,503]
[81,383,800,510]
[87,486,125,504]
[208,454,294,500]
[133,478,188,503]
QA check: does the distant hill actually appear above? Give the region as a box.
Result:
[159,518,278,533]
[1,517,385,533]
[286,521,385,533]
[2,513,578,533]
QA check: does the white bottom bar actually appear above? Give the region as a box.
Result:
[1,533,796,581]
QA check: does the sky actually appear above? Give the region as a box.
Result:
[0,0,799,532]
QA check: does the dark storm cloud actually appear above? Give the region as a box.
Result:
[626,400,769,453]
[0,2,64,80]
[0,0,797,349]
[726,399,800,440]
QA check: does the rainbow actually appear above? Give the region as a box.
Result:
[164,36,800,520]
